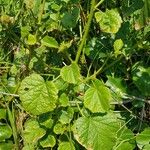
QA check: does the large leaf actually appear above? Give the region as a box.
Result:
[84,80,111,113]
[19,74,58,115]
[73,113,123,150]
[23,119,46,144]
[60,63,81,84]
[95,9,122,33]
[132,63,150,96]
[136,128,150,149]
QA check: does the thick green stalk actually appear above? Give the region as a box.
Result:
[75,0,96,63]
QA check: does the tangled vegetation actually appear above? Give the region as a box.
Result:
[0,0,150,149]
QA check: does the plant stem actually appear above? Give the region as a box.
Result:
[7,104,19,150]
[75,0,96,63]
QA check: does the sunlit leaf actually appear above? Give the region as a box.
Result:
[40,135,56,148]
[84,79,111,113]
[19,74,58,115]
[58,142,75,150]
[23,119,46,144]
[95,9,122,33]
[60,63,81,84]
[41,36,59,48]
[0,125,12,141]
[136,128,150,149]
[73,113,123,150]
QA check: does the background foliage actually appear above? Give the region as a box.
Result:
[0,0,150,149]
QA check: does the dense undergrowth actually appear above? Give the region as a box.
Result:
[0,0,150,149]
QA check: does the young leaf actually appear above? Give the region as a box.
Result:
[40,135,56,148]
[84,80,111,113]
[0,125,12,141]
[19,74,58,115]
[113,39,124,57]
[41,36,59,48]
[95,9,122,33]
[23,119,46,144]
[58,142,75,150]
[73,113,123,150]
[60,63,81,84]
[27,34,36,45]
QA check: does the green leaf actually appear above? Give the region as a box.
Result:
[61,7,80,28]
[0,141,14,150]
[73,113,123,150]
[40,135,56,148]
[113,39,124,57]
[106,76,127,98]
[0,109,6,120]
[95,9,122,33]
[115,142,135,150]
[27,34,36,45]
[58,142,75,150]
[132,63,150,96]
[84,80,111,113]
[59,107,74,124]
[22,144,34,150]
[115,128,135,150]
[59,93,69,107]
[19,74,58,115]
[23,119,46,144]
[143,144,150,150]
[41,36,59,48]
[136,128,150,149]
[53,123,66,135]
[60,63,81,84]
[0,125,12,141]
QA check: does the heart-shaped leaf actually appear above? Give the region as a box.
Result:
[84,79,111,113]
[23,119,46,144]
[73,113,123,150]
[60,63,81,84]
[19,74,58,115]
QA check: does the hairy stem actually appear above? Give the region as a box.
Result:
[75,0,96,63]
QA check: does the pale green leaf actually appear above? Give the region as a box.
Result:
[58,142,75,150]
[60,63,81,84]
[143,144,150,150]
[59,93,69,107]
[73,113,123,150]
[27,34,36,45]
[0,125,12,141]
[84,80,111,113]
[95,9,122,33]
[19,74,58,115]
[59,107,74,124]
[41,36,59,48]
[113,39,124,57]
[23,119,46,144]
[136,128,150,149]
[40,135,56,148]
